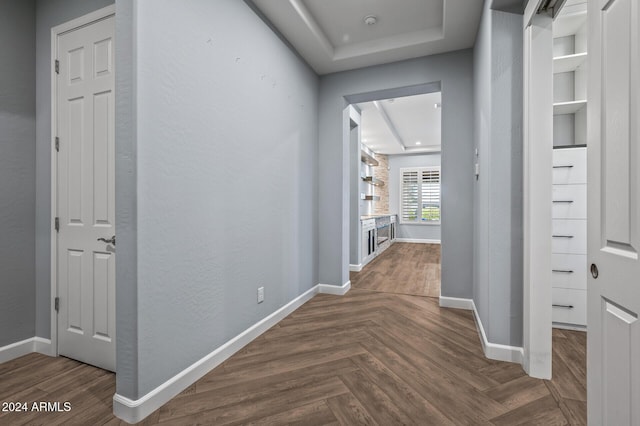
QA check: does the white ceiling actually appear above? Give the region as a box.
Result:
[250,0,483,75]
[357,92,441,155]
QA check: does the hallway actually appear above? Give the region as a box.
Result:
[0,289,585,425]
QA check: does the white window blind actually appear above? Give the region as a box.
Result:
[400,167,441,224]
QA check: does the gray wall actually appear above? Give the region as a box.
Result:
[117,0,319,399]
[0,0,36,347]
[34,0,115,339]
[388,153,441,241]
[473,2,524,347]
[319,51,474,299]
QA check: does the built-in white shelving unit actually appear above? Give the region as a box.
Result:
[552,1,587,147]
[550,1,588,330]
[553,52,587,74]
[553,100,587,115]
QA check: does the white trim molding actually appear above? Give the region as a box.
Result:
[439,296,473,310]
[439,297,524,365]
[113,282,350,423]
[0,337,53,364]
[552,322,586,332]
[318,281,351,296]
[395,238,441,244]
[470,301,524,364]
[349,263,363,272]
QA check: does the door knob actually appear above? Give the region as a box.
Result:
[98,236,116,246]
[590,263,599,279]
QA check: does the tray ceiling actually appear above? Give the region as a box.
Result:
[358,92,442,155]
[249,0,483,74]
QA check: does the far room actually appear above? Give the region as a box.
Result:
[349,92,442,298]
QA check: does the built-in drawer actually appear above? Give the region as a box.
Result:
[551,253,587,290]
[362,219,375,231]
[552,219,587,255]
[552,184,587,219]
[552,288,587,326]
[553,147,586,185]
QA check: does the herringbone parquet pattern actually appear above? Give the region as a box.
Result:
[0,246,586,425]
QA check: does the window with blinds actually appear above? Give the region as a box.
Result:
[400,167,441,224]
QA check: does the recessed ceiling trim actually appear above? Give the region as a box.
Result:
[334,28,444,61]
[250,0,483,75]
[289,0,334,57]
[404,145,442,154]
[373,101,406,151]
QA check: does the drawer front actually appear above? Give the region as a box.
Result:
[552,184,587,219]
[552,219,587,254]
[553,148,586,184]
[551,254,587,290]
[552,288,587,326]
[362,219,375,231]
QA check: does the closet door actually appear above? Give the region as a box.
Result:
[587,0,640,423]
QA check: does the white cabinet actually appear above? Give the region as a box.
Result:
[552,145,587,183]
[390,215,396,242]
[360,215,397,269]
[361,219,376,266]
[551,146,587,328]
[552,185,587,219]
[552,288,587,326]
[552,254,587,290]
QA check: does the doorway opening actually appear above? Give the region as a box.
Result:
[346,91,442,298]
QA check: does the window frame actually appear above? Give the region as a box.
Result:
[399,166,441,226]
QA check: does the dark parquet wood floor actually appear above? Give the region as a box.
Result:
[351,243,441,297]
[0,244,585,425]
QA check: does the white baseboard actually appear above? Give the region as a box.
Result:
[439,296,474,310]
[439,296,523,365]
[34,337,53,356]
[395,238,441,244]
[0,337,52,364]
[552,322,587,332]
[470,300,524,364]
[113,282,349,423]
[349,263,363,272]
[318,281,351,295]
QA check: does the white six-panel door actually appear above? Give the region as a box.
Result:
[587,0,640,423]
[56,14,115,372]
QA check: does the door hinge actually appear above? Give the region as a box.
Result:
[55,59,59,74]
[55,137,59,152]
[55,217,60,232]
[55,297,60,312]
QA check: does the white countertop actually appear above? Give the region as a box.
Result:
[360,214,396,220]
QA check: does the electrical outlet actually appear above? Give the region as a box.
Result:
[257,286,264,304]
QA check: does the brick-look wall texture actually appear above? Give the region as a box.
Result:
[373,154,389,214]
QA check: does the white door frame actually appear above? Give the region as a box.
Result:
[522,0,553,379]
[50,4,116,358]
[341,82,441,289]
[345,105,362,272]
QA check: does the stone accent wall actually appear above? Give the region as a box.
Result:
[373,154,389,214]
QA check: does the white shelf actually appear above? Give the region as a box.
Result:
[553,9,587,38]
[553,52,587,74]
[553,100,587,115]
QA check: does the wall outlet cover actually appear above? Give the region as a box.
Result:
[257,286,265,304]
